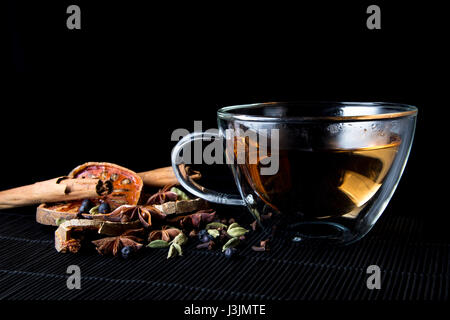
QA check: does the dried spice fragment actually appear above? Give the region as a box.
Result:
[154,198,209,215]
[189,229,198,238]
[55,219,103,253]
[167,209,216,231]
[251,238,270,252]
[196,242,210,249]
[207,240,217,250]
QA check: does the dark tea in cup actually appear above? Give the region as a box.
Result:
[172,102,417,244]
[238,135,401,220]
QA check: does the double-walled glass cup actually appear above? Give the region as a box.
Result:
[172,102,417,245]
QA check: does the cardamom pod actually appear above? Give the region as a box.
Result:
[207,229,220,238]
[147,240,170,248]
[172,243,183,255]
[222,237,240,252]
[172,232,188,246]
[167,242,183,259]
[227,222,240,231]
[206,222,228,230]
[170,187,190,201]
[167,244,178,259]
[89,205,100,215]
[227,227,249,238]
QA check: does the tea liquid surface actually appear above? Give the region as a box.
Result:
[240,138,400,218]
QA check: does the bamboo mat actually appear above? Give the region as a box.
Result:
[0,207,448,301]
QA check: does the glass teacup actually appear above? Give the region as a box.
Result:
[172,102,417,245]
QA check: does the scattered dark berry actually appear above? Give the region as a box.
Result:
[98,201,111,214]
[121,246,132,259]
[198,229,208,240]
[78,199,93,214]
[200,234,211,243]
[224,248,237,258]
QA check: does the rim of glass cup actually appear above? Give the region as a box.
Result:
[217,101,418,122]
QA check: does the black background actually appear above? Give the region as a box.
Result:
[2,1,449,314]
[4,0,448,223]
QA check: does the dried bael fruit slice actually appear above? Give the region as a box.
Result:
[37,162,143,226]
[70,162,143,207]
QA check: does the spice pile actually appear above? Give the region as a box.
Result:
[193,219,269,258]
[0,161,271,260]
[55,185,268,259]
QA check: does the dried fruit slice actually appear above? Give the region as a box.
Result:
[69,162,143,207]
[37,162,143,226]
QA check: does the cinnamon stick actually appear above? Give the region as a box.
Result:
[137,166,201,188]
[0,177,104,210]
[0,166,200,210]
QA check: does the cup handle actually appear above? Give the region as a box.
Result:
[171,132,245,206]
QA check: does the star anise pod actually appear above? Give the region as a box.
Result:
[148,225,181,242]
[146,184,178,205]
[104,205,164,228]
[92,228,144,256]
